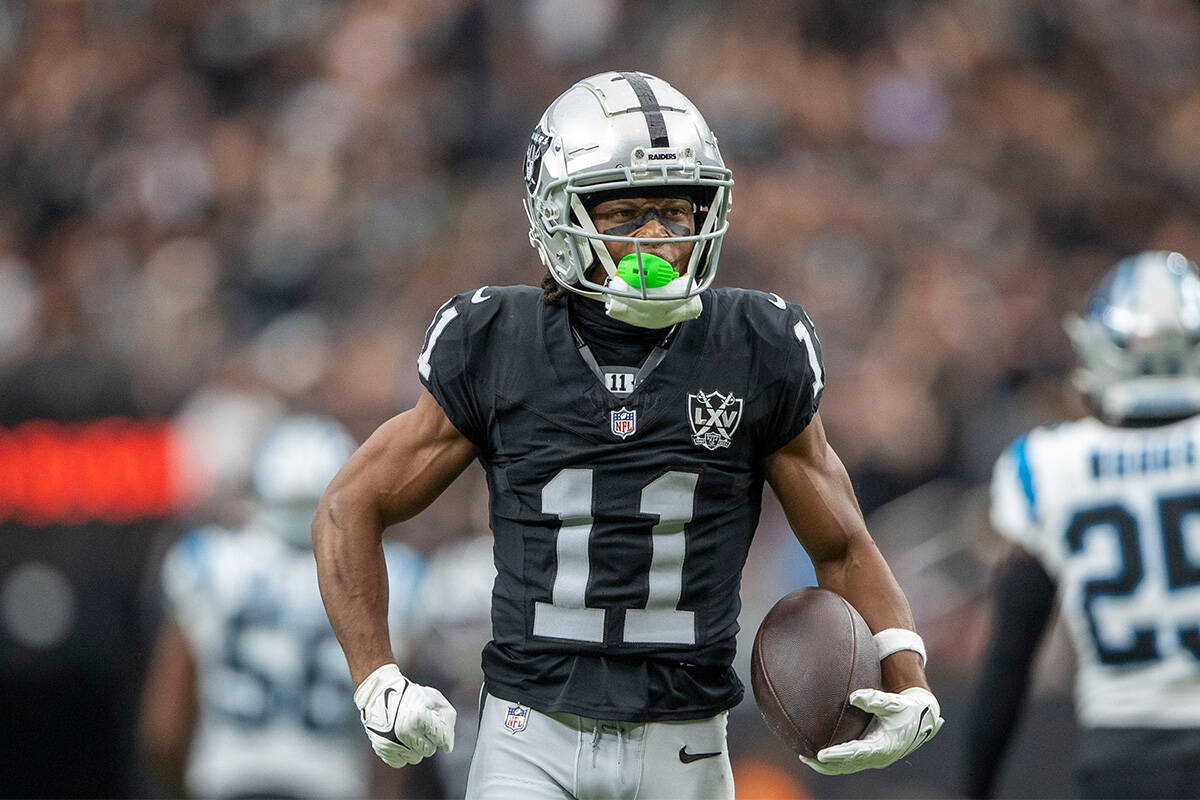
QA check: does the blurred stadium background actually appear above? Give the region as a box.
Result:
[2,0,1199,797]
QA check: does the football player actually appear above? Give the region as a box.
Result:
[313,71,943,799]
[140,415,425,799]
[966,251,1200,799]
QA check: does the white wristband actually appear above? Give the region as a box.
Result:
[873,628,927,667]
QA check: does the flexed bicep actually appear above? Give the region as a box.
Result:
[334,390,479,528]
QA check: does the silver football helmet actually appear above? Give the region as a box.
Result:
[1066,250,1200,423]
[523,71,733,302]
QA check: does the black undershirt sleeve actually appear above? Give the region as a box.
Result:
[963,547,1057,799]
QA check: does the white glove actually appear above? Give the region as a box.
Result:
[354,663,456,768]
[799,687,943,775]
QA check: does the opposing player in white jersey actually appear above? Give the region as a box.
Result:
[140,415,425,799]
[966,251,1200,799]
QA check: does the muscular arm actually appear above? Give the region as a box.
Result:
[313,390,478,686]
[763,411,928,692]
[963,544,1056,798]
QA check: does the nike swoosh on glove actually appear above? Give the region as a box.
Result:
[354,663,456,768]
[799,687,943,775]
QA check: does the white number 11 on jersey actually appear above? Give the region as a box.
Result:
[533,468,698,646]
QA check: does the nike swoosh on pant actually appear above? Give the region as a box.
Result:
[679,746,722,764]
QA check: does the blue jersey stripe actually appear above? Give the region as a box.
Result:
[1012,435,1038,523]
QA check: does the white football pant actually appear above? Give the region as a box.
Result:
[465,693,734,800]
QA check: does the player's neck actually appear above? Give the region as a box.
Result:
[567,292,664,367]
[568,292,664,341]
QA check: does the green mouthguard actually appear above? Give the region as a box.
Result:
[616,253,679,289]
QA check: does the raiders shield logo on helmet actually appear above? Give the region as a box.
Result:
[523,125,553,194]
[688,390,743,450]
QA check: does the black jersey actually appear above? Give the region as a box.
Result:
[417,285,823,721]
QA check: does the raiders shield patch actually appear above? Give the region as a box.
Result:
[688,390,743,450]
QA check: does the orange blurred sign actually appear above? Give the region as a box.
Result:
[0,419,189,525]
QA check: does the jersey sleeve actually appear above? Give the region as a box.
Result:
[989,434,1051,566]
[416,292,487,447]
[758,296,825,454]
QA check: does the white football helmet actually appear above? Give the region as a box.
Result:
[1066,250,1200,423]
[252,414,356,539]
[523,71,733,302]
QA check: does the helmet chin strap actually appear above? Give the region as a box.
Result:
[605,274,703,328]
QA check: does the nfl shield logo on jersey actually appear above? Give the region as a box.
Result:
[504,704,529,734]
[688,390,743,450]
[610,407,637,439]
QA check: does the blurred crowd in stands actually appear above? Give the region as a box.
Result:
[2,1,1199,797]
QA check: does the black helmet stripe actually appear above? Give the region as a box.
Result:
[619,71,670,148]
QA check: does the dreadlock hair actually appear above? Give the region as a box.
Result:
[541,271,567,305]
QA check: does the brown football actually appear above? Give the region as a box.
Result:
[750,587,881,758]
